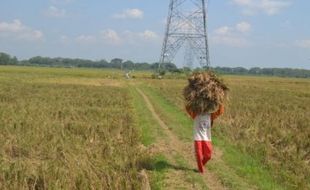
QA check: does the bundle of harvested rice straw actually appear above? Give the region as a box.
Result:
[183,71,229,114]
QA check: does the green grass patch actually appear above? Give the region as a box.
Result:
[140,85,193,142]
[173,153,209,189]
[144,154,169,190]
[128,85,165,146]
[209,136,284,190]
[130,88,156,146]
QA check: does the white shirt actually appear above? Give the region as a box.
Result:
[193,113,212,141]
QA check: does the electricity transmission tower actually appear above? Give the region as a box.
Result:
[159,0,210,69]
[184,41,194,69]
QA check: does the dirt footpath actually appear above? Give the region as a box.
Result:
[137,88,227,190]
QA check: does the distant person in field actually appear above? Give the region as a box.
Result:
[183,71,228,174]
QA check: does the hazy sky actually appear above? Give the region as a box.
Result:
[0,0,309,69]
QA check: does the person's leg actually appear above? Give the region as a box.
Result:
[194,141,204,173]
[202,141,212,166]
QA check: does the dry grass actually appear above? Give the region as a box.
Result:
[183,71,228,114]
[1,66,309,189]
[219,76,310,189]
[0,67,143,189]
[143,76,310,189]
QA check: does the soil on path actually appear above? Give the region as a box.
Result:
[136,88,227,190]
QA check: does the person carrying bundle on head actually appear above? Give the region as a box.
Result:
[183,71,228,174]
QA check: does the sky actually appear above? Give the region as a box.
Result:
[0,0,309,69]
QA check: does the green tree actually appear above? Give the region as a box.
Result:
[0,52,13,65]
[110,58,123,70]
[123,60,135,70]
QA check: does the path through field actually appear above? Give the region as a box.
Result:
[1,67,307,189]
[136,88,226,190]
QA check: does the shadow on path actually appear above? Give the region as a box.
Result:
[139,158,197,173]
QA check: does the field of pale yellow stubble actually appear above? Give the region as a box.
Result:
[142,75,310,189]
[0,66,144,189]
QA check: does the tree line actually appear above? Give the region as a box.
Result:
[211,66,310,78]
[1,52,309,78]
[0,52,177,71]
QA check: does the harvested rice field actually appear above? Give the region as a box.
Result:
[0,66,309,190]
[143,75,310,189]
